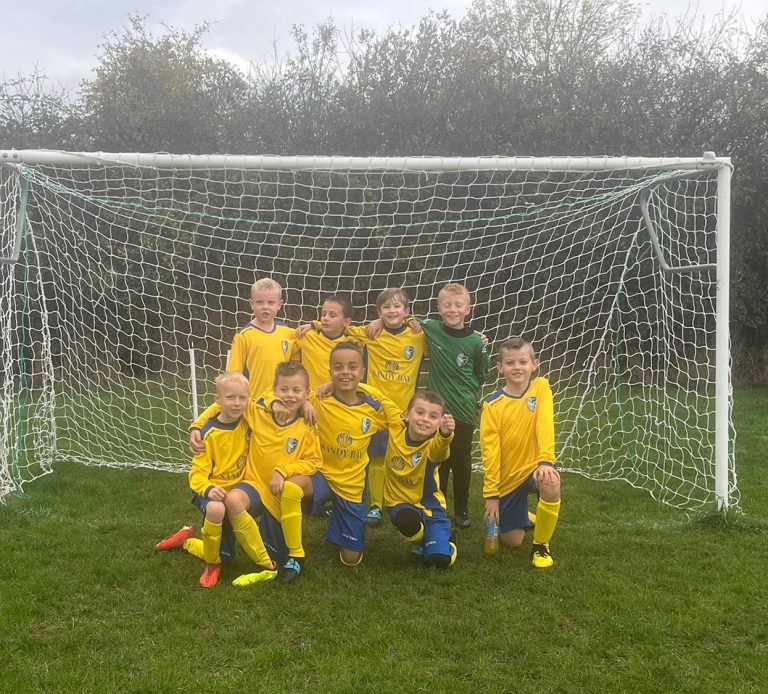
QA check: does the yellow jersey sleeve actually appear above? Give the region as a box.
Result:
[356,382,403,430]
[344,324,370,346]
[535,380,556,465]
[480,396,502,498]
[273,423,323,479]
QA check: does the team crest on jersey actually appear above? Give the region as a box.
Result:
[286,437,299,454]
[281,339,289,354]
[361,417,372,433]
[236,453,247,469]
[337,432,353,447]
[404,346,414,360]
[410,451,423,467]
[527,397,537,412]
[391,455,407,471]
[385,359,400,371]
[456,353,469,367]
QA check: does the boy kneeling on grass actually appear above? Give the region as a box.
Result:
[156,372,250,587]
[382,391,457,568]
[480,338,561,568]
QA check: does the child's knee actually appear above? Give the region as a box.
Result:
[538,478,561,502]
[501,530,525,548]
[206,500,226,523]
[224,489,248,515]
[339,549,363,566]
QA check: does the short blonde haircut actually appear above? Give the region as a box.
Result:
[251,277,283,298]
[215,371,249,393]
[438,283,471,305]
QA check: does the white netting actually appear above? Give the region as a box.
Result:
[0,155,737,510]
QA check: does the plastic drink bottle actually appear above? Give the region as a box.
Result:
[484,516,499,555]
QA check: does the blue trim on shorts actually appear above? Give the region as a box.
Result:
[498,473,539,533]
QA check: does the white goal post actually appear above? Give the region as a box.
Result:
[0,149,736,511]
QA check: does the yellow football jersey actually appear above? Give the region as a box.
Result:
[296,325,366,389]
[311,383,400,503]
[364,325,427,411]
[188,417,249,496]
[480,377,556,498]
[383,420,453,515]
[228,321,297,399]
[191,397,322,519]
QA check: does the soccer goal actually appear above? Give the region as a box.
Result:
[0,150,735,511]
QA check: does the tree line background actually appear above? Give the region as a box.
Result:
[1,0,767,382]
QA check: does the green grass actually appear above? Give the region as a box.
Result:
[2,389,767,693]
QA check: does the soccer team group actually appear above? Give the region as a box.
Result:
[156,279,562,587]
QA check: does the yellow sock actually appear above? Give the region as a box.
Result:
[183,537,216,563]
[449,542,458,567]
[340,552,363,566]
[231,511,273,568]
[368,456,385,509]
[281,480,305,559]
[532,499,561,545]
[406,524,424,544]
[201,519,223,564]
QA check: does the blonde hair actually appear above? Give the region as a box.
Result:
[215,371,249,392]
[438,283,471,304]
[251,278,283,298]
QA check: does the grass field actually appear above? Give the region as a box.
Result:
[2,389,767,693]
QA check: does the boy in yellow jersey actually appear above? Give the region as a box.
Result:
[229,278,298,399]
[384,391,457,568]
[189,363,322,585]
[480,338,561,568]
[309,341,400,566]
[294,295,368,389]
[155,372,250,588]
[362,288,427,529]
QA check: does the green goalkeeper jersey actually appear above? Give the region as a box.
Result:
[419,318,491,426]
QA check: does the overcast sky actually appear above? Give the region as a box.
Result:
[1,0,765,91]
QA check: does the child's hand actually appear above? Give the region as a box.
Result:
[475,330,489,346]
[207,486,227,501]
[365,318,384,339]
[484,498,500,523]
[301,400,317,425]
[189,429,205,454]
[315,381,334,400]
[272,400,292,424]
[295,323,314,338]
[533,463,560,486]
[439,414,456,436]
[408,318,422,334]
[269,471,285,495]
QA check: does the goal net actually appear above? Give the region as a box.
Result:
[0,151,736,511]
